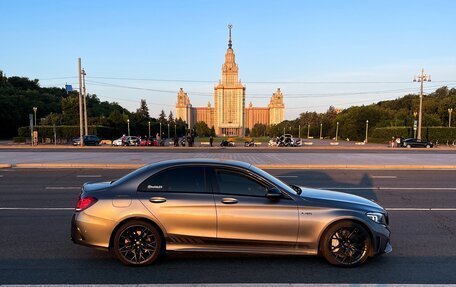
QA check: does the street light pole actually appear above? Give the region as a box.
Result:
[168,123,170,139]
[32,107,37,127]
[449,108,453,127]
[319,123,323,139]
[298,125,301,139]
[160,122,162,137]
[413,69,431,140]
[148,121,151,139]
[77,58,84,147]
[307,124,310,139]
[127,119,130,136]
[336,121,339,141]
[413,112,418,138]
[82,68,88,136]
[365,120,369,143]
[174,125,177,137]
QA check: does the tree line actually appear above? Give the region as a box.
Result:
[0,71,186,139]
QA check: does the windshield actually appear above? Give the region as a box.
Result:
[248,165,299,195]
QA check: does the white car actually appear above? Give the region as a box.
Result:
[112,138,123,146]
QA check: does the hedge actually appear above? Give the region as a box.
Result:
[17,125,116,140]
[372,126,456,143]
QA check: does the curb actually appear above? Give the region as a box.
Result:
[2,163,456,170]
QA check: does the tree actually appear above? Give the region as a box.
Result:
[194,121,211,137]
[136,99,149,120]
[168,111,174,124]
[158,110,167,124]
[251,123,267,137]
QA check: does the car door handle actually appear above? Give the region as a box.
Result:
[221,197,238,204]
[149,197,167,203]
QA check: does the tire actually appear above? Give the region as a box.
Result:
[113,220,162,266]
[320,220,371,267]
[426,144,431,148]
[406,144,411,148]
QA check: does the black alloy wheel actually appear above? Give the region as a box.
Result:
[321,221,371,267]
[113,220,162,266]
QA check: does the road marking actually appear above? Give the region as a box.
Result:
[276,175,299,178]
[0,175,3,177]
[45,186,80,190]
[371,175,397,179]
[76,175,102,178]
[0,207,74,210]
[320,187,456,190]
[2,284,456,287]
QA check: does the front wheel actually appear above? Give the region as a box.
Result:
[113,220,162,266]
[320,221,371,267]
[426,144,431,148]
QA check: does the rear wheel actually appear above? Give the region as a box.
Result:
[113,220,162,266]
[426,144,431,148]
[321,221,371,267]
[406,144,411,148]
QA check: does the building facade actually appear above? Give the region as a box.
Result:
[176,26,285,136]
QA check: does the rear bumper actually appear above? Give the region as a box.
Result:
[70,213,110,251]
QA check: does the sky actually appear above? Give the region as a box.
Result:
[1,0,456,119]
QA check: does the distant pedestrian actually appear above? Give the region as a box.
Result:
[209,135,214,147]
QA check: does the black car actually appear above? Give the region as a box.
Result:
[400,138,433,148]
[72,135,101,146]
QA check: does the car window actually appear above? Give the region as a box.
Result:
[138,166,205,193]
[214,169,267,197]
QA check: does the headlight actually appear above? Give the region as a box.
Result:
[366,212,386,225]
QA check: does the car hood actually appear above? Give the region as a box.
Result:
[299,187,384,212]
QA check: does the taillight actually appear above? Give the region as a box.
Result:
[75,196,98,212]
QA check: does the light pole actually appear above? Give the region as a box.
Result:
[319,123,323,139]
[283,127,285,135]
[413,69,431,140]
[127,119,130,136]
[167,123,170,139]
[413,112,418,138]
[335,121,339,141]
[307,124,310,138]
[449,108,453,127]
[365,120,369,143]
[148,121,151,139]
[298,125,301,139]
[174,125,177,138]
[32,107,37,128]
[160,122,162,138]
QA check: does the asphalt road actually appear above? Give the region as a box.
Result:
[1,168,456,284]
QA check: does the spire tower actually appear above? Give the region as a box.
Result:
[228,24,233,49]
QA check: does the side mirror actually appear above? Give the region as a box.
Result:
[266,187,283,200]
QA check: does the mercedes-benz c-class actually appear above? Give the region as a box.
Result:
[71,159,391,267]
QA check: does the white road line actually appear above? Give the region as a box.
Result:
[276,175,299,178]
[1,284,456,287]
[0,207,74,210]
[45,186,80,190]
[77,175,102,178]
[371,175,397,179]
[0,175,3,177]
[320,187,456,190]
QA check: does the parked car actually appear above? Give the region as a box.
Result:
[72,135,101,146]
[71,159,391,267]
[400,138,433,148]
[111,136,140,146]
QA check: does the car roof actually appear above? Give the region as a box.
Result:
[149,158,252,170]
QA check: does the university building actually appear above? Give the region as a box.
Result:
[175,26,285,136]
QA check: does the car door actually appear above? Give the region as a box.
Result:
[137,166,216,244]
[210,167,299,250]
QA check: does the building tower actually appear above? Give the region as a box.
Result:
[214,24,246,136]
[268,88,285,125]
[175,88,193,128]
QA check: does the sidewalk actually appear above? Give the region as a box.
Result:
[1,150,456,169]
